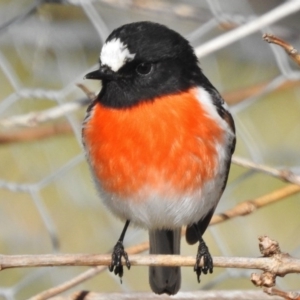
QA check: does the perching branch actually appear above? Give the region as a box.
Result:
[1,253,300,274]
[4,236,300,300]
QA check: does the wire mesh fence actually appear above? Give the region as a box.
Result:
[0,0,300,299]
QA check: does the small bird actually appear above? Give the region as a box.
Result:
[82,21,235,295]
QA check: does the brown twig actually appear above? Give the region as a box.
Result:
[232,156,300,186]
[30,266,106,300]
[264,287,300,300]
[211,184,300,225]
[223,79,300,105]
[0,122,73,144]
[76,83,97,101]
[263,33,300,67]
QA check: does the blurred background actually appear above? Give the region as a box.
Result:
[0,0,300,299]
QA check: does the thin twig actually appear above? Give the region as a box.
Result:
[211,184,300,225]
[264,287,300,300]
[232,156,300,185]
[0,122,72,144]
[0,84,94,129]
[76,83,97,101]
[263,33,300,67]
[98,0,217,23]
[195,1,300,58]
[32,267,106,300]
[223,79,300,105]
[0,98,90,128]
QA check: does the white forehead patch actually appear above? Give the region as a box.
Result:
[100,38,136,72]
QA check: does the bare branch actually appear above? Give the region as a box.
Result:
[211,184,300,225]
[195,1,300,58]
[4,236,300,300]
[263,33,300,67]
[0,84,94,129]
[98,0,217,23]
[0,122,72,144]
[30,266,107,300]
[1,253,299,274]
[223,80,300,105]
[232,156,300,185]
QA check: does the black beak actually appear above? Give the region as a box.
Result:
[84,66,116,81]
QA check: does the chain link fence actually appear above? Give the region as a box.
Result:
[0,0,300,299]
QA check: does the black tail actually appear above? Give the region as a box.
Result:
[149,229,181,295]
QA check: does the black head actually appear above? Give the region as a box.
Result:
[85,21,205,108]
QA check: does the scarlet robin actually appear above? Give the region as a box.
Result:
[82,21,236,295]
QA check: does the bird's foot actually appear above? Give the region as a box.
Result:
[109,240,131,282]
[194,240,213,283]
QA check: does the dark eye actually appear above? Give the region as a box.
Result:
[136,63,153,75]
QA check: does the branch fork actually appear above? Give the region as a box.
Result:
[251,236,299,300]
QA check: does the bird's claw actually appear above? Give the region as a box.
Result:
[109,241,131,282]
[194,241,213,283]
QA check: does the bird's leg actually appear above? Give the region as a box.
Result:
[109,220,131,282]
[193,224,213,283]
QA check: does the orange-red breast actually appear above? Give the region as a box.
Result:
[82,21,235,295]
